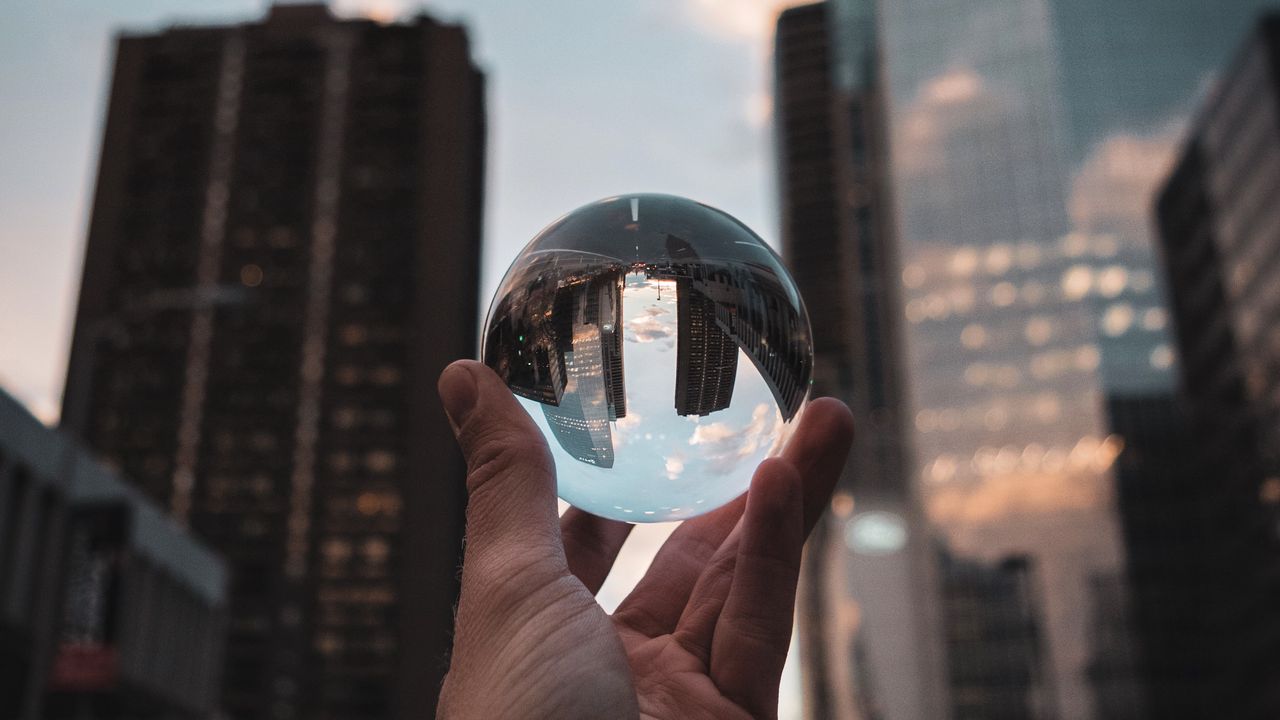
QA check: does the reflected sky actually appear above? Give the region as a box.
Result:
[519,270,785,521]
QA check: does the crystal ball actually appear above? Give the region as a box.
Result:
[482,194,813,522]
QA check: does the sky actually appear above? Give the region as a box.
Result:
[0,0,803,714]
[0,0,790,424]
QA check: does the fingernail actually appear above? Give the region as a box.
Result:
[439,362,477,431]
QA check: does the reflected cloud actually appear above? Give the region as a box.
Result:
[665,453,686,480]
[626,312,676,344]
[688,402,779,474]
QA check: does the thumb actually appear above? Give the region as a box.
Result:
[438,359,563,564]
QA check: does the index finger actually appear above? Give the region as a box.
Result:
[612,397,854,637]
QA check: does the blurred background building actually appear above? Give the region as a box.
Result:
[1153,12,1280,717]
[775,3,947,719]
[779,0,1280,718]
[1,389,227,720]
[57,5,484,718]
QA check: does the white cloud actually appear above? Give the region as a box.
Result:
[680,0,789,42]
[1068,128,1183,241]
[626,312,675,343]
[665,454,686,480]
[688,402,779,475]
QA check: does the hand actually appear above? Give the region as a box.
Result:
[435,360,853,719]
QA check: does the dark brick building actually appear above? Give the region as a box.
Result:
[60,5,485,718]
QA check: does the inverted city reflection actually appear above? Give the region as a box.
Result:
[483,194,813,522]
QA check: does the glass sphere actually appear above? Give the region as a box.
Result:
[482,194,813,522]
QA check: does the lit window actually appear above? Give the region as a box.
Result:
[950,248,979,276]
[339,325,368,346]
[1260,478,1280,505]
[830,491,855,517]
[370,366,402,386]
[356,491,401,516]
[334,366,362,385]
[990,282,1017,306]
[240,264,264,287]
[322,538,352,564]
[365,450,397,473]
[1061,265,1092,300]
[1075,345,1101,371]
[1061,232,1090,257]
[1097,266,1128,298]
[928,455,958,483]
[1024,317,1052,346]
[960,324,987,349]
[1141,307,1167,331]
[362,537,390,563]
[1149,344,1175,370]
[984,244,1013,275]
[1101,304,1135,336]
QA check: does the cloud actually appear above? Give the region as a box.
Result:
[1068,128,1183,241]
[679,0,789,42]
[688,402,779,474]
[626,312,675,343]
[665,454,686,480]
[612,411,643,451]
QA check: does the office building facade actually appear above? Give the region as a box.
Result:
[1153,14,1280,717]
[60,5,485,718]
[874,0,1275,715]
[1,389,228,720]
[775,3,947,718]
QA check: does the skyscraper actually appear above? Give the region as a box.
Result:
[938,549,1050,720]
[60,5,485,718]
[873,0,1275,715]
[1152,13,1280,716]
[542,272,626,467]
[775,3,947,718]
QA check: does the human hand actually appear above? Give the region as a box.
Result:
[435,360,853,719]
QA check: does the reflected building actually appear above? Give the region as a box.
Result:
[59,6,485,719]
[674,278,739,417]
[541,272,626,467]
[1152,13,1280,717]
[775,3,947,719]
[649,255,809,422]
[873,0,1277,715]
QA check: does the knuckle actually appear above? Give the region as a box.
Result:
[464,429,553,494]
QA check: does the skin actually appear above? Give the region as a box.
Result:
[436,360,854,720]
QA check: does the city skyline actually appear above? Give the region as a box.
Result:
[3,2,1279,720]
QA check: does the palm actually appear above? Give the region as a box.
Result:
[552,397,853,720]
[619,630,754,720]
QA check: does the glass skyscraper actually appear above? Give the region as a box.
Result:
[873,0,1274,717]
